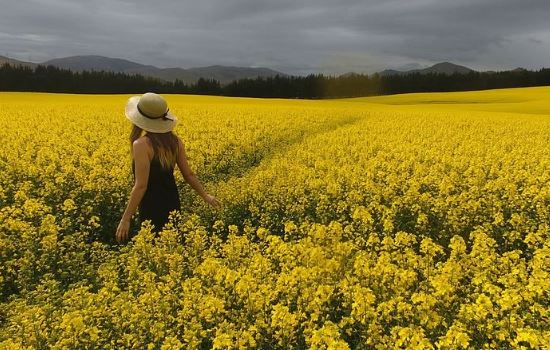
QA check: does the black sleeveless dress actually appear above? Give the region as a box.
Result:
[131,144,181,234]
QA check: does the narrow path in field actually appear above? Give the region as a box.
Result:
[195,112,365,185]
[206,115,363,187]
[229,114,361,179]
[177,112,368,227]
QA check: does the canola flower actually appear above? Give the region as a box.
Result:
[0,87,549,348]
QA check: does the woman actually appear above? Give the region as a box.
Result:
[116,92,221,243]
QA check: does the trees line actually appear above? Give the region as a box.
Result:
[2,63,550,98]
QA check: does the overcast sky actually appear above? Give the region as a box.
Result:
[1,0,549,75]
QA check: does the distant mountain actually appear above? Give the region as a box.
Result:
[379,62,474,76]
[43,55,149,72]
[377,69,403,76]
[422,62,473,74]
[388,62,427,72]
[390,63,427,71]
[0,55,36,68]
[186,65,284,85]
[339,72,361,78]
[40,55,286,85]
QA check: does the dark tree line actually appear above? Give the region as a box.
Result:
[0,64,219,95]
[2,63,550,98]
[223,70,550,98]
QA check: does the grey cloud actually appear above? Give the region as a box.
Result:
[1,0,549,75]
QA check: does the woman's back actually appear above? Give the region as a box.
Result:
[131,135,181,233]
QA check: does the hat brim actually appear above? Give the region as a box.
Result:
[125,96,178,133]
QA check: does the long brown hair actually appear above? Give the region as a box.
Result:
[130,124,179,170]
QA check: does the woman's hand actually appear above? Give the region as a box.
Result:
[204,193,222,210]
[116,219,130,243]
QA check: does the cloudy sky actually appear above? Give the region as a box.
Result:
[1,0,549,75]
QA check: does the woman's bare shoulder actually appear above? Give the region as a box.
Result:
[133,136,153,148]
[133,136,153,158]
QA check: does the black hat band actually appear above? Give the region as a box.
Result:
[137,104,171,121]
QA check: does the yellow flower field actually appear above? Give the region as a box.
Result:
[0,87,549,348]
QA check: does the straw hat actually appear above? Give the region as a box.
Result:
[125,92,178,133]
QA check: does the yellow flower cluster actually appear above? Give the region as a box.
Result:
[1,87,549,348]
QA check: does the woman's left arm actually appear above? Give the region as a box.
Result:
[176,138,221,209]
[116,140,150,243]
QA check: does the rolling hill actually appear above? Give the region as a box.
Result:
[1,55,286,85]
[0,55,36,68]
[378,62,474,76]
[42,55,286,85]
